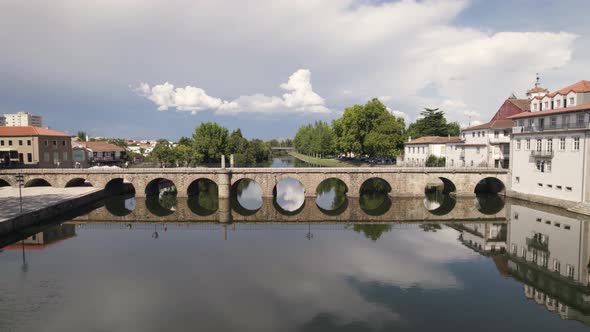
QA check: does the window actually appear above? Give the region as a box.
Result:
[514,213,519,220]
[477,131,481,137]
[516,140,521,150]
[554,223,561,228]
[18,140,22,146]
[546,161,551,172]
[52,140,57,146]
[472,132,475,137]
[515,176,520,183]
[27,140,31,146]
[544,101,549,109]
[565,225,571,230]
[53,152,59,162]
[521,247,527,259]
[538,183,543,187]
[511,244,517,255]
[537,159,545,172]
[566,265,575,278]
[518,120,524,127]
[462,133,465,139]
[476,147,480,154]
[569,97,575,105]
[8,140,12,146]
[0,140,3,146]
[550,117,557,128]
[533,103,538,111]
[494,131,499,138]
[63,151,68,161]
[536,139,542,152]
[547,184,553,188]
[26,153,32,163]
[556,185,562,190]
[44,140,48,146]
[547,139,552,151]
[43,152,50,162]
[470,160,474,167]
[526,139,530,150]
[577,113,585,125]
[563,115,570,127]
[62,140,66,146]
[556,99,561,108]
[553,259,561,273]
[559,137,566,150]
[573,137,580,151]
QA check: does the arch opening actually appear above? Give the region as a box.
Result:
[474,177,505,195]
[360,178,392,216]
[231,178,262,215]
[24,178,51,188]
[105,178,136,194]
[105,194,136,217]
[145,178,177,217]
[273,177,305,214]
[424,191,456,216]
[187,178,219,216]
[65,178,93,188]
[475,194,505,215]
[315,178,348,216]
[0,179,10,187]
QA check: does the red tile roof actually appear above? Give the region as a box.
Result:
[464,119,514,130]
[508,102,590,119]
[0,126,70,137]
[405,136,462,145]
[82,141,126,152]
[532,80,590,99]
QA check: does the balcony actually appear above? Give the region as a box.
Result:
[489,137,510,144]
[513,122,590,134]
[530,150,554,158]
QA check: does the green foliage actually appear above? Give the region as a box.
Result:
[425,155,446,167]
[293,121,335,156]
[407,108,459,139]
[332,98,406,156]
[352,224,392,241]
[107,138,127,148]
[193,122,229,162]
[76,131,87,141]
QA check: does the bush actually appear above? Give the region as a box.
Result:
[425,155,446,167]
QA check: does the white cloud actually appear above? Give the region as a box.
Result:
[136,69,330,115]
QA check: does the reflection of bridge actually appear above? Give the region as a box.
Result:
[0,167,508,198]
[72,196,507,223]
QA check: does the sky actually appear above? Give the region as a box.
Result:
[1,0,589,140]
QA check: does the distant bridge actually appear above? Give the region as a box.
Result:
[0,167,509,198]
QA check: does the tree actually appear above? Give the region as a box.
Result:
[76,131,87,141]
[294,121,335,156]
[333,98,406,157]
[352,224,392,241]
[407,108,458,139]
[193,122,229,163]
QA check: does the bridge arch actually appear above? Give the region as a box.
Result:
[360,177,392,195]
[315,178,348,215]
[65,178,93,188]
[105,178,136,194]
[145,178,177,196]
[231,178,263,213]
[0,178,10,187]
[24,178,52,188]
[187,178,218,216]
[273,177,305,213]
[474,177,505,195]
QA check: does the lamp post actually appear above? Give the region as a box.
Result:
[306,223,313,240]
[15,173,24,213]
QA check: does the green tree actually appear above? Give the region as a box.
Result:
[76,131,88,141]
[447,122,461,136]
[352,224,392,241]
[407,108,458,139]
[193,122,229,163]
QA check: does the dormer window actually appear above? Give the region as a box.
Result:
[533,103,538,111]
[556,100,561,108]
[569,97,575,106]
[544,101,549,109]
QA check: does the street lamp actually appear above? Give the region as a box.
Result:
[15,173,24,213]
[306,223,313,240]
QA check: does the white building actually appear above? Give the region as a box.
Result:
[446,96,529,169]
[403,136,462,166]
[510,80,590,204]
[0,116,5,126]
[4,112,43,127]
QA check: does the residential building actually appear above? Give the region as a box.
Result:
[446,95,528,168]
[76,141,126,166]
[403,136,462,166]
[0,116,5,126]
[509,80,590,203]
[0,126,72,167]
[4,112,42,127]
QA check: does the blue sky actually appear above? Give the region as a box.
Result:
[1,0,588,140]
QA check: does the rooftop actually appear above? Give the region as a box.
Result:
[532,80,590,99]
[81,141,126,152]
[464,119,514,131]
[508,102,590,119]
[0,126,70,137]
[406,136,462,145]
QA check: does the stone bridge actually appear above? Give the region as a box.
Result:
[0,167,509,198]
[73,196,507,223]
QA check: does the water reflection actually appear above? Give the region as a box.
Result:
[423,191,456,216]
[274,177,305,212]
[187,179,218,216]
[105,194,136,216]
[475,194,505,215]
[359,178,392,216]
[315,178,348,215]
[232,179,263,214]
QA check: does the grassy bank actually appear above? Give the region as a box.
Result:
[288,151,351,167]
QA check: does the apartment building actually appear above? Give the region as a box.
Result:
[0,116,5,126]
[4,112,43,127]
[403,136,462,166]
[509,80,590,203]
[0,126,72,167]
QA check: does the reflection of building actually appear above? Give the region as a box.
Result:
[453,223,507,255]
[504,204,590,325]
[0,126,73,167]
[3,112,43,127]
[2,224,76,250]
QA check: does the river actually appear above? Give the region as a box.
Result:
[0,159,589,331]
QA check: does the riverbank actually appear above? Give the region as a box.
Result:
[288,151,353,167]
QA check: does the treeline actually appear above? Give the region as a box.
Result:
[293,98,460,158]
[150,122,271,166]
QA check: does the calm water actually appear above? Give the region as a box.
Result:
[1,158,589,331]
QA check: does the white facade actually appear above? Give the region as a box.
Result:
[445,127,511,168]
[4,112,43,127]
[511,84,590,203]
[403,143,447,166]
